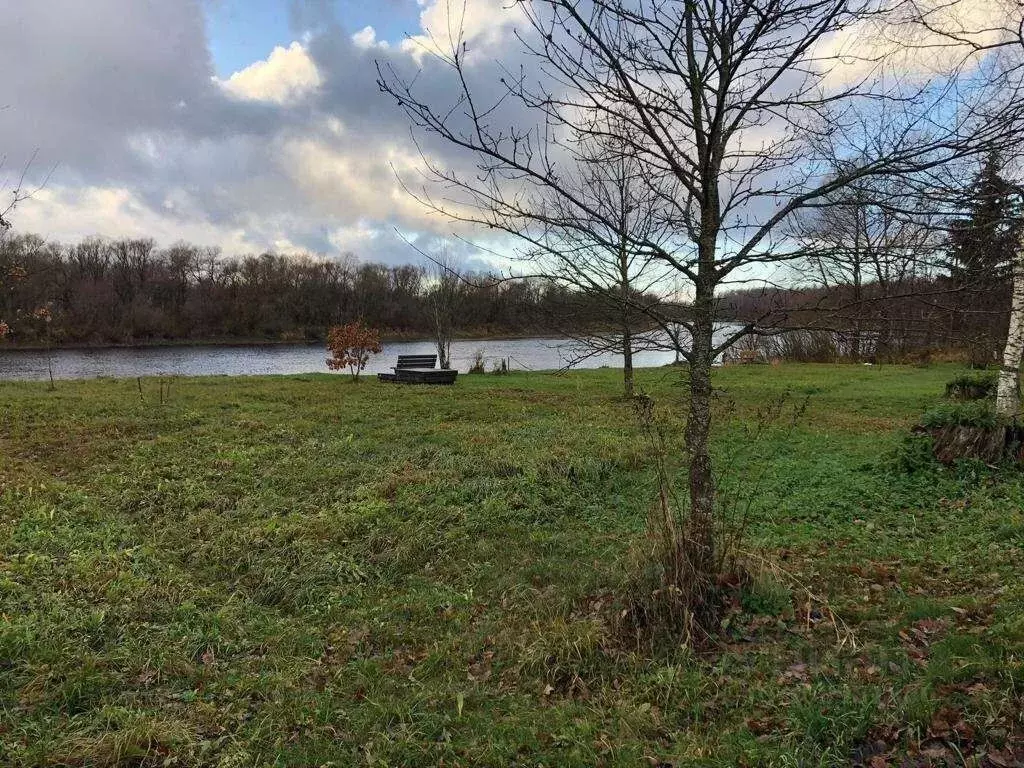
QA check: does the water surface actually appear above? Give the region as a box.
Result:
[0,336,690,381]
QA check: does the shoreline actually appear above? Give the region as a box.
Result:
[0,332,572,354]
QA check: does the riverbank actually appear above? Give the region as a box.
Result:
[2,365,1022,765]
[0,330,572,353]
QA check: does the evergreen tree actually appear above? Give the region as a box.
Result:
[947,153,1023,367]
[948,152,1022,285]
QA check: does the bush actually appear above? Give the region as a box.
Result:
[888,433,940,474]
[943,371,997,401]
[325,321,383,381]
[740,576,792,617]
[920,401,998,429]
[468,349,486,374]
[722,335,769,364]
[776,330,840,363]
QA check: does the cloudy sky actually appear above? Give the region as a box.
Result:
[1,0,519,266]
[2,0,1009,271]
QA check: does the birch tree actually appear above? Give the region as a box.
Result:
[996,234,1024,417]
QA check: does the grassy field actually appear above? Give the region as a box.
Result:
[1,364,1022,766]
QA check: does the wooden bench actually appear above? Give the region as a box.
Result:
[378,354,458,385]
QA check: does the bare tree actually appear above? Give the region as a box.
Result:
[530,127,676,397]
[379,0,1022,623]
[789,171,944,360]
[423,254,462,369]
[0,149,50,339]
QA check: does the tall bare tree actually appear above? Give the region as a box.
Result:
[424,254,462,369]
[0,151,47,339]
[379,0,1022,621]
[789,171,944,360]
[529,127,676,397]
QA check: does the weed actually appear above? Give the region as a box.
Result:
[944,371,998,401]
[740,575,793,617]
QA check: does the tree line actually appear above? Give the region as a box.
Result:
[721,152,1023,367]
[0,233,621,346]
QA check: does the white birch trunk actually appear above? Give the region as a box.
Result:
[995,239,1024,419]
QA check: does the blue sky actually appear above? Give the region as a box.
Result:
[204,0,422,76]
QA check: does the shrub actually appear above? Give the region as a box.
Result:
[943,371,997,401]
[468,349,486,374]
[740,576,792,617]
[722,335,769,364]
[888,433,940,474]
[775,330,840,363]
[919,401,998,429]
[325,321,383,381]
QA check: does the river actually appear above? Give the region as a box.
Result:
[0,336,693,381]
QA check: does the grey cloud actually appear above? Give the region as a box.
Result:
[1,0,527,266]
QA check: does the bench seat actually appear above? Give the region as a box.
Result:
[377,354,457,385]
[394,368,458,385]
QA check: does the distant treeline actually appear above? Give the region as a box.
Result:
[720,274,1010,364]
[717,153,1021,366]
[0,234,604,346]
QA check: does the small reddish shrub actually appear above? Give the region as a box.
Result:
[326,321,383,381]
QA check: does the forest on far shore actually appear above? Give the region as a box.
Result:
[0,234,629,347]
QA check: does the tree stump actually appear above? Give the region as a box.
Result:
[919,423,1024,464]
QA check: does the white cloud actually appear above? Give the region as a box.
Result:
[277,134,463,231]
[328,221,385,253]
[0,3,542,267]
[217,42,322,105]
[400,0,521,61]
[817,0,1017,86]
[352,25,388,50]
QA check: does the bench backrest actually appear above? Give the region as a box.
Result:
[396,354,437,369]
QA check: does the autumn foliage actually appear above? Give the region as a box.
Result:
[326,321,383,381]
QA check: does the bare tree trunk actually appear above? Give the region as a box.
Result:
[684,286,715,584]
[619,235,635,398]
[436,335,451,369]
[850,267,863,362]
[996,241,1024,418]
[622,323,634,398]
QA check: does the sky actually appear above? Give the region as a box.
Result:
[0,0,514,267]
[0,0,1007,271]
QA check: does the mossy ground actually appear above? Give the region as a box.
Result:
[1,364,1022,766]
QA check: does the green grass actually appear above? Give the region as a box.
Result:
[1,364,1022,766]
